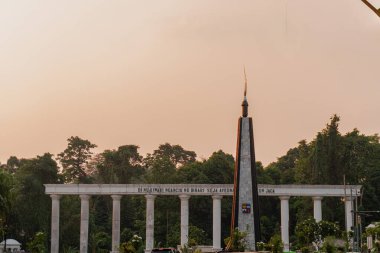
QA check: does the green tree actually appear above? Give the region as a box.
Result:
[201,150,234,184]
[176,162,208,183]
[295,218,342,248]
[145,157,176,183]
[295,218,319,247]
[89,230,111,253]
[6,156,20,174]
[0,169,14,238]
[60,196,80,250]
[0,170,13,217]
[27,231,47,253]
[188,225,211,246]
[145,143,196,169]
[96,145,143,183]
[340,130,380,216]
[58,136,97,183]
[13,153,60,244]
[318,220,341,238]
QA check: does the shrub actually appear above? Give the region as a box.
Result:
[269,234,283,253]
[322,237,336,253]
[120,234,143,253]
[27,232,47,253]
[224,228,247,252]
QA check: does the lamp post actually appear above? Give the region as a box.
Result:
[352,210,380,252]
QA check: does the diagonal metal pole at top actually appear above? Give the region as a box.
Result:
[362,0,380,18]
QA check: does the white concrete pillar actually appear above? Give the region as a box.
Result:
[50,194,61,253]
[80,194,90,253]
[312,196,323,222]
[111,195,122,253]
[179,194,190,246]
[280,196,290,252]
[345,196,353,232]
[212,195,223,250]
[145,195,156,252]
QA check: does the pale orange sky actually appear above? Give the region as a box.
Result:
[1,0,379,165]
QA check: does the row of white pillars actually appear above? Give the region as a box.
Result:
[280,196,322,252]
[49,194,222,253]
[50,194,354,253]
[145,194,223,252]
[279,196,354,251]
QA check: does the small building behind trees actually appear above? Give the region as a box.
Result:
[0,239,22,253]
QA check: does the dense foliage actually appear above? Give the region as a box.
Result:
[0,115,379,252]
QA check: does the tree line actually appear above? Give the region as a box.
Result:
[0,115,379,252]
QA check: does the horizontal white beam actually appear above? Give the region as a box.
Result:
[45,184,361,197]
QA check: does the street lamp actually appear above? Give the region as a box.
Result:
[351,210,380,252]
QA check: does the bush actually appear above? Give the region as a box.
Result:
[322,237,336,253]
[27,232,47,253]
[300,246,309,253]
[224,228,247,251]
[120,234,143,253]
[269,235,283,253]
[256,241,266,251]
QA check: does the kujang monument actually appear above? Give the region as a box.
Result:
[228,74,261,251]
[44,73,362,253]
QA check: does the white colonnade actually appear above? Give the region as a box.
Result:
[279,195,324,252]
[46,184,361,253]
[48,193,223,253]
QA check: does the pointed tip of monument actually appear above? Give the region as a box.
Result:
[242,68,249,117]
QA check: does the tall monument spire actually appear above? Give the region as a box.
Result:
[228,70,261,251]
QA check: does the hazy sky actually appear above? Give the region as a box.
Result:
[1,0,379,165]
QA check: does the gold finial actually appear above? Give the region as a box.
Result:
[242,66,248,117]
[244,66,247,97]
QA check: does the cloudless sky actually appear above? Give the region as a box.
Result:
[1,0,379,165]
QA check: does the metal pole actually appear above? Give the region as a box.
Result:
[350,187,355,251]
[166,210,169,247]
[361,0,380,17]
[355,187,360,250]
[344,174,347,237]
[3,225,6,252]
